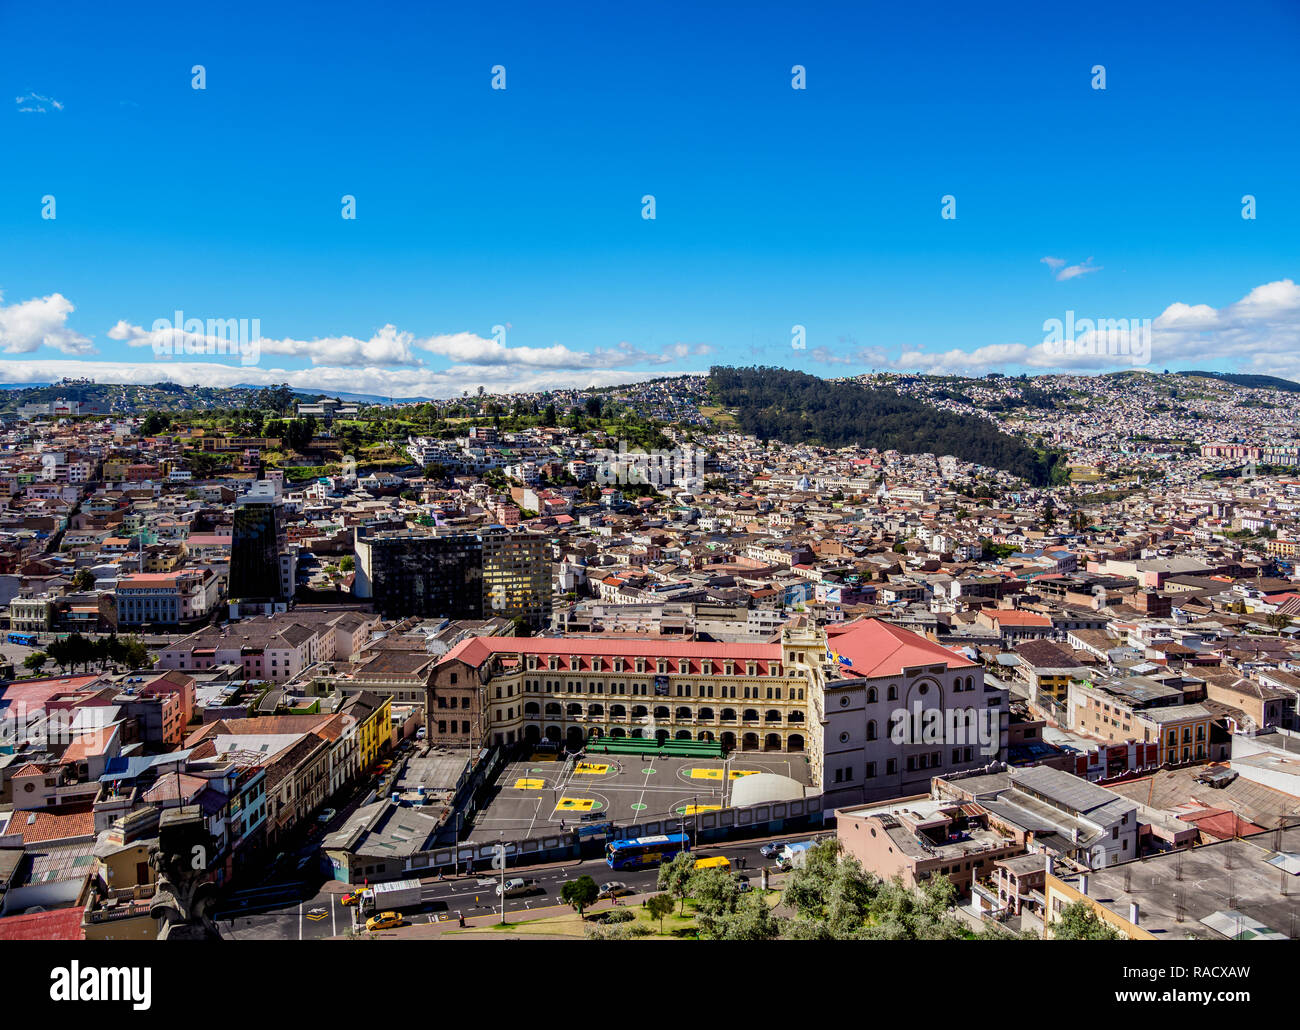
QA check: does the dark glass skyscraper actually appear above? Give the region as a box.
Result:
[229,501,286,603]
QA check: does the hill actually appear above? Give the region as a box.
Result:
[1175,371,1300,393]
[707,367,1066,486]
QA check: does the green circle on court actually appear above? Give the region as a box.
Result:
[641,768,657,775]
[529,768,543,773]
[631,803,648,811]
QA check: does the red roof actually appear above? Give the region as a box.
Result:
[825,618,977,678]
[6,805,96,844]
[438,617,973,681]
[440,634,783,674]
[0,907,85,941]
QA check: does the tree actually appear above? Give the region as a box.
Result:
[1051,900,1122,940]
[122,636,151,670]
[1266,612,1290,632]
[71,568,96,591]
[340,555,355,572]
[656,851,696,914]
[645,893,675,932]
[560,875,599,919]
[700,889,783,941]
[23,652,49,674]
[687,868,739,917]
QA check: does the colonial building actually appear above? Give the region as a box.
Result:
[430,615,1004,799]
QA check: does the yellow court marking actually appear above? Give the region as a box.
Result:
[688,768,724,780]
[574,763,609,775]
[513,778,545,790]
[555,797,596,812]
[682,804,721,816]
[729,770,759,779]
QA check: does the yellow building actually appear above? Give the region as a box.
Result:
[342,689,392,771]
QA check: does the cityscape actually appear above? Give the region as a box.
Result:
[1,0,1296,1008]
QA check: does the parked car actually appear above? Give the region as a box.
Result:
[365,911,405,932]
[341,891,367,907]
[758,841,789,859]
[598,881,631,899]
[316,808,337,824]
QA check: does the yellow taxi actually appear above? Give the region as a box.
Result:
[366,911,405,932]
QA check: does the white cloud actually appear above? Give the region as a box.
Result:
[106,319,711,370]
[15,92,63,113]
[1042,255,1102,281]
[803,278,1300,377]
[0,292,94,355]
[0,360,687,398]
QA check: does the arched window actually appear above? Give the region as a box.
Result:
[887,684,899,701]
[867,686,878,703]
[866,720,877,741]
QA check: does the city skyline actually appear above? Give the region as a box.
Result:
[3,0,1298,398]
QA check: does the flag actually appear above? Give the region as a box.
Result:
[826,650,853,668]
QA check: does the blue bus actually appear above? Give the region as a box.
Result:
[6,632,36,646]
[606,833,689,870]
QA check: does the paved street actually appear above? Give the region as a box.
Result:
[215,830,811,939]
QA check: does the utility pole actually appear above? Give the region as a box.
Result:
[496,843,507,925]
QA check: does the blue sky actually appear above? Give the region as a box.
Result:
[2,0,1298,397]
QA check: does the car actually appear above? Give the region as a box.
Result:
[597,881,631,899]
[376,761,393,775]
[416,727,427,739]
[316,808,337,824]
[495,877,537,897]
[341,890,365,906]
[758,841,789,859]
[365,911,405,932]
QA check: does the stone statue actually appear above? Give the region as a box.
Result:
[148,805,223,941]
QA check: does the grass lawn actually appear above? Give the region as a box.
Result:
[698,406,736,426]
[446,890,783,940]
